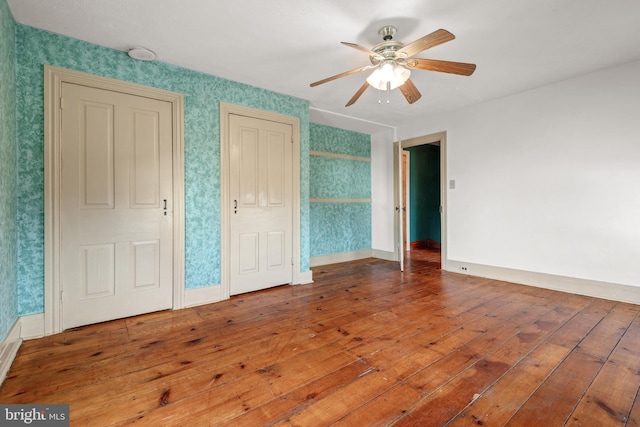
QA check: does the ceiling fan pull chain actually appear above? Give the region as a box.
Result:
[387,82,391,104]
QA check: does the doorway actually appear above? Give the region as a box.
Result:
[220,103,301,299]
[395,131,447,271]
[404,143,441,251]
[44,66,185,334]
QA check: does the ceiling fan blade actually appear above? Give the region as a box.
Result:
[341,42,384,60]
[345,82,370,107]
[397,29,455,58]
[398,79,422,104]
[310,65,375,87]
[406,58,476,76]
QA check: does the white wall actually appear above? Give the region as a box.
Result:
[376,59,640,287]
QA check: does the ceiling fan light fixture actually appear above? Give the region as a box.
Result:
[310,26,474,106]
[366,61,410,90]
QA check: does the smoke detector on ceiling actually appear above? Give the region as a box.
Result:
[127,47,156,61]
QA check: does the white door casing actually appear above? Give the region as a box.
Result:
[220,103,301,299]
[44,66,185,335]
[403,150,411,251]
[395,131,448,271]
[394,141,405,271]
[229,114,293,294]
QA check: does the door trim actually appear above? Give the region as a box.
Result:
[220,103,301,299]
[44,65,185,335]
[393,141,405,271]
[403,150,411,251]
[396,131,448,271]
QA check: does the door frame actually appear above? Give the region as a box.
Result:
[394,131,447,271]
[403,150,411,251]
[220,103,301,299]
[44,65,185,335]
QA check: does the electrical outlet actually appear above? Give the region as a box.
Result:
[461,266,468,271]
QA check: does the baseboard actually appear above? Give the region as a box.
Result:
[309,249,396,266]
[372,249,396,262]
[184,285,224,308]
[21,313,45,340]
[310,249,373,267]
[410,239,441,250]
[0,319,22,386]
[445,259,640,305]
[296,270,313,285]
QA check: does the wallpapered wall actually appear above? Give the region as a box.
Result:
[0,0,18,339]
[309,123,371,257]
[15,25,310,316]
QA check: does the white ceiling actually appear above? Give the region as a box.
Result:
[8,0,640,132]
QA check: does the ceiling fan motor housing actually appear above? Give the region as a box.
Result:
[379,25,397,40]
[369,26,408,65]
[369,41,405,65]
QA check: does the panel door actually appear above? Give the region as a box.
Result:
[60,82,173,329]
[229,114,293,295]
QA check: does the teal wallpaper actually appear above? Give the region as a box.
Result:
[309,124,371,257]
[310,156,371,199]
[310,203,371,256]
[310,123,370,157]
[407,144,441,243]
[15,25,310,316]
[0,0,17,340]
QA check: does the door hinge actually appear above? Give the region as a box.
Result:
[60,97,64,110]
[291,257,294,266]
[60,290,64,302]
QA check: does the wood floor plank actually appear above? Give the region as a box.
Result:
[447,298,617,426]
[218,360,371,426]
[566,310,640,426]
[64,323,356,421]
[627,387,640,427]
[284,353,430,426]
[447,342,570,426]
[1,250,639,426]
[505,301,638,426]
[393,297,584,426]
[328,290,569,426]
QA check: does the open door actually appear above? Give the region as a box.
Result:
[397,131,448,272]
[393,141,405,271]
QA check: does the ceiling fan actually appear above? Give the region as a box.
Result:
[310,25,476,107]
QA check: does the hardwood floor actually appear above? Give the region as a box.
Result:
[2,249,640,426]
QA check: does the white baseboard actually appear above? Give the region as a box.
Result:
[445,259,640,305]
[372,249,396,262]
[21,313,45,340]
[309,249,396,268]
[310,249,373,267]
[0,319,22,386]
[295,270,313,285]
[184,285,225,308]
